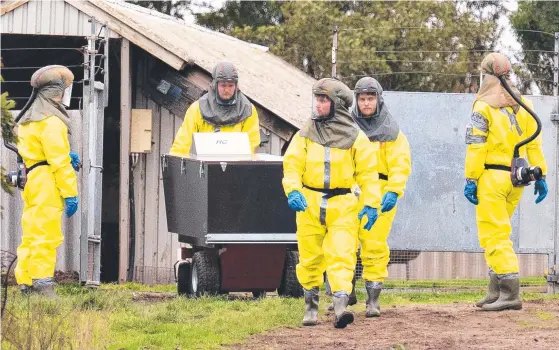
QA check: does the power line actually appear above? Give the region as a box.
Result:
[1,64,84,70]
[0,47,83,52]
[338,73,556,85]
[7,97,84,100]
[514,29,556,37]
[1,80,85,83]
[336,59,554,69]
[524,78,556,84]
[337,59,482,64]
[339,72,476,79]
[340,26,447,32]
[337,49,490,53]
[337,49,555,54]
[523,62,555,68]
[340,27,557,37]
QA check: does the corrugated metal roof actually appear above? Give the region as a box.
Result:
[82,0,315,129]
[0,0,120,38]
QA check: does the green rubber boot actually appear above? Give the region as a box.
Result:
[302,287,319,326]
[475,270,499,308]
[327,275,356,311]
[365,281,382,317]
[481,277,522,311]
[333,291,354,329]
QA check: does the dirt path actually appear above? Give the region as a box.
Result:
[232,300,559,350]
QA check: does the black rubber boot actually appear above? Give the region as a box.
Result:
[302,287,319,326]
[333,292,354,329]
[19,284,34,296]
[365,281,382,317]
[327,275,357,311]
[481,277,522,311]
[475,270,499,308]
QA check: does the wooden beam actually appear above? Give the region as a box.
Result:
[119,38,131,284]
[253,103,296,142]
[0,0,29,16]
[67,0,185,70]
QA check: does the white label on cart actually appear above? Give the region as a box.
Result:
[192,132,251,156]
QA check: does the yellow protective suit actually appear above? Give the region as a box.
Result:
[465,98,547,274]
[359,131,411,282]
[14,116,78,286]
[283,131,381,293]
[169,101,261,156]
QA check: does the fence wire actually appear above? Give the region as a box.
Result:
[131,250,549,290]
[354,250,548,289]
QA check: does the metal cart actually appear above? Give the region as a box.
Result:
[161,152,303,298]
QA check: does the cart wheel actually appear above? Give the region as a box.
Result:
[190,251,220,297]
[252,290,267,299]
[177,261,192,296]
[278,250,304,298]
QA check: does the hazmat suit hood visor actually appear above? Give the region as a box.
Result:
[351,77,399,142]
[198,61,253,126]
[61,83,73,108]
[17,65,73,132]
[300,78,359,149]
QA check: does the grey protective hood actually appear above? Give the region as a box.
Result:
[351,77,399,142]
[300,78,359,150]
[198,61,253,127]
[18,65,73,131]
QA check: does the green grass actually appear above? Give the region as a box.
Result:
[2,282,558,350]
[100,282,176,293]
[533,310,555,321]
[108,296,302,349]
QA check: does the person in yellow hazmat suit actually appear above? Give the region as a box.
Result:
[350,77,411,317]
[169,61,260,156]
[464,53,548,311]
[282,78,381,329]
[14,65,81,297]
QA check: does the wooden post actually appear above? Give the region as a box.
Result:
[332,25,338,79]
[119,38,131,283]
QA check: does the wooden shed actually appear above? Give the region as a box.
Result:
[1,0,312,284]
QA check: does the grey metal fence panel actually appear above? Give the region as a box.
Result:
[382,92,557,253]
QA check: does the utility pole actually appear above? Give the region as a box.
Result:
[549,32,559,294]
[553,32,558,101]
[80,17,107,288]
[332,25,338,79]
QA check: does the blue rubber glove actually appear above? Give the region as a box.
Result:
[380,191,398,213]
[287,190,307,212]
[534,179,548,204]
[464,180,478,205]
[64,196,78,218]
[358,206,378,231]
[69,151,81,172]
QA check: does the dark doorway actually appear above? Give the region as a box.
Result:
[1,34,121,283]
